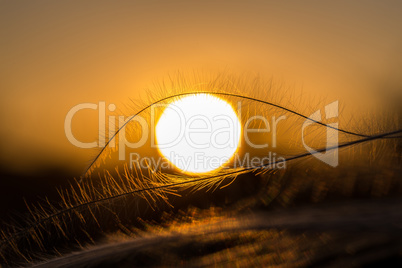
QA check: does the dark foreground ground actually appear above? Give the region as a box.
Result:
[31,198,402,268]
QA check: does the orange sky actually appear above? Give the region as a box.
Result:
[1,0,401,174]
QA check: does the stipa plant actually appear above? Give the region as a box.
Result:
[0,73,400,266]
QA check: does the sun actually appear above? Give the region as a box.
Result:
[156,94,241,174]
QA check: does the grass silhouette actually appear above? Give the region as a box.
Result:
[0,74,401,266]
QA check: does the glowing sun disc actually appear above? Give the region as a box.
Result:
[156,94,241,174]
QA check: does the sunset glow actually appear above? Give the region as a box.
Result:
[156,94,241,174]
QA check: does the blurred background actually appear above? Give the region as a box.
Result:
[0,0,401,217]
